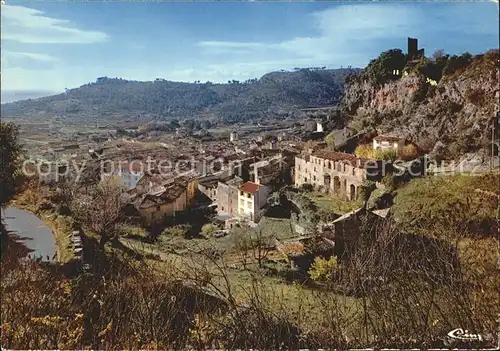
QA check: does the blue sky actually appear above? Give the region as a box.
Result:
[1,1,498,102]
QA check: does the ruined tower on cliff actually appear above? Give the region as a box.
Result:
[407,37,425,61]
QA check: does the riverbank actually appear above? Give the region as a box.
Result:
[9,196,74,263]
[2,207,56,262]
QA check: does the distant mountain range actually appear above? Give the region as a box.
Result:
[1,90,61,104]
[1,68,360,122]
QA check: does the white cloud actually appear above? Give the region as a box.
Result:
[2,2,497,99]
[193,2,496,80]
[1,5,108,96]
[3,51,59,62]
[195,4,423,68]
[1,5,108,44]
[198,41,266,49]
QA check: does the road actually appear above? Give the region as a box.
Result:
[21,138,49,145]
[2,207,56,262]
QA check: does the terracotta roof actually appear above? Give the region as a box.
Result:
[240,181,262,194]
[63,144,80,150]
[139,183,186,209]
[113,160,145,173]
[311,149,372,168]
[373,135,403,143]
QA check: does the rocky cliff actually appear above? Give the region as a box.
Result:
[341,50,499,156]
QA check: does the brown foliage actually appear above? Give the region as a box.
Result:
[465,88,486,106]
[71,178,124,247]
[1,206,497,349]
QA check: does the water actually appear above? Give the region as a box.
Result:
[2,207,56,262]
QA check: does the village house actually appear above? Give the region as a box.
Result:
[237,181,270,223]
[101,161,145,190]
[176,175,198,204]
[63,144,81,152]
[198,179,218,201]
[229,131,238,142]
[49,147,67,160]
[294,149,382,200]
[216,175,244,218]
[135,181,188,227]
[248,152,285,185]
[372,135,406,151]
[320,206,390,261]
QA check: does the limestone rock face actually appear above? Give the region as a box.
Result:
[341,50,499,152]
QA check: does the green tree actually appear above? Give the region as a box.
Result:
[299,183,314,193]
[325,132,336,150]
[0,122,23,208]
[358,181,376,204]
[374,148,397,161]
[201,223,216,237]
[415,57,448,82]
[365,49,406,85]
[443,52,473,76]
[354,144,374,159]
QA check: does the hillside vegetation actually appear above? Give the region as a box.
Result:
[1,68,359,122]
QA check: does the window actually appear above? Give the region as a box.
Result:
[247,193,251,199]
[240,191,244,196]
[352,167,355,176]
[156,205,161,211]
[313,175,316,181]
[298,165,301,171]
[314,167,316,172]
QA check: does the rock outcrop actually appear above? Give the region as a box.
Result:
[341,50,499,155]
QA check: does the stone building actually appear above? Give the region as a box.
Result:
[372,135,406,151]
[407,37,425,61]
[134,181,188,227]
[230,131,238,142]
[216,176,244,218]
[198,179,218,201]
[237,181,270,223]
[294,149,382,200]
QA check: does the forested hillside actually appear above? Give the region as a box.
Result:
[1,68,359,122]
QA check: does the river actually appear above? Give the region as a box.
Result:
[2,207,56,262]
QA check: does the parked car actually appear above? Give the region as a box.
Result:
[213,230,228,238]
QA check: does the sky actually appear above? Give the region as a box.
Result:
[1,0,498,103]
